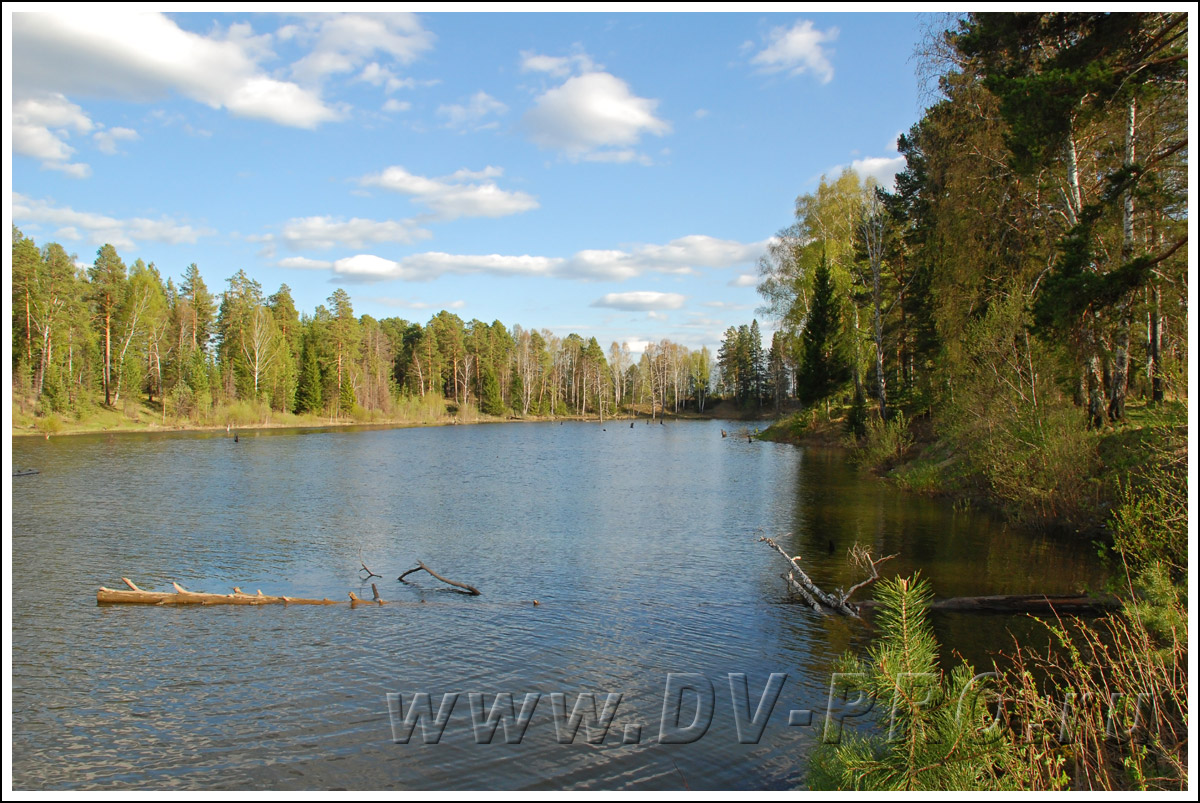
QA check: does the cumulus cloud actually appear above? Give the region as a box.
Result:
[523,72,670,162]
[285,234,767,284]
[358,165,538,220]
[12,192,213,250]
[288,13,433,86]
[12,12,341,128]
[277,256,333,270]
[280,216,432,251]
[519,50,595,77]
[729,273,759,288]
[591,292,686,312]
[436,91,508,131]
[93,126,139,155]
[750,19,838,83]
[849,155,905,190]
[382,98,412,113]
[12,93,94,175]
[357,62,416,93]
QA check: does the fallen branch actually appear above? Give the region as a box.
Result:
[359,562,382,579]
[398,561,481,595]
[760,536,866,616]
[760,536,1120,617]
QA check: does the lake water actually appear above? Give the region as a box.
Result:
[10,419,1108,790]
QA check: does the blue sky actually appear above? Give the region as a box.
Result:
[7,9,933,354]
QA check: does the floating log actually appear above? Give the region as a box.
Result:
[97,577,383,606]
[856,594,1121,614]
[398,560,481,595]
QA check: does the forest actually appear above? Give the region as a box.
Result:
[10,237,736,431]
[761,13,1187,790]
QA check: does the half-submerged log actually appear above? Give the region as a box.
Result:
[761,536,894,617]
[761,536,1122,617]
[856,594,1121,614]
[97,577,368,606]
[398,561,481,595]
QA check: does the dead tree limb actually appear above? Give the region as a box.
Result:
[840,543,899,603]
[760,536,863,616]
[359,562,381,579]
[398,561,481,595]
[761,536,1119,617]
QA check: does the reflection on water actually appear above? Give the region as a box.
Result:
[11,421,1107,789]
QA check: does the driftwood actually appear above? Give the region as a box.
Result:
[97,577,386,606]
[760,536,895,617]
[398,561,481,595]
[856,594,1122,614]
[359,562,382,579]
[762,536,1122,617]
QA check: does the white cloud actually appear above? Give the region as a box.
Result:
[333,254,403,280]
[280,216,432,250]
[93,126,139,155]
[436,91,507,131]
[277,256,333,270]
[280,234,766,284]
[289,13,433,86]
[703,300,752,310]
[358,62,416,93]
[519,50,595,77]
[12,192,213,250]
[12,12,341,128]
[849,155,905,189]
[12,93,94,175]
[382,98,412,113]
[729,273,759,288]
[750,19,838,83]
[523,72,670,162]
[324,252,559,283]
[591,292,687,312]
[359,165,538,220]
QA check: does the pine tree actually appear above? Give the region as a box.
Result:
[295,331,323,414]
[479,363,504,416]
[807,574,1018,790]
[796,254,850,408]
[88,244,127,406]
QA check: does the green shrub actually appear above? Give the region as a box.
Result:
[853,411,913,470]
[996,566,1187,790]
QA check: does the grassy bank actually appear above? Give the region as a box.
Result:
[759,399,1186,545]
[10,392,740,439]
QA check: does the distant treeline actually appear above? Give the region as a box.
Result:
[11,233,738,422]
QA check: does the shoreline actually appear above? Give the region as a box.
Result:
[10,407,766,440]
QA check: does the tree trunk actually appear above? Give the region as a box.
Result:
[1149,286,1164,402]
[104,312,112,406]
[1108,100,1137,422]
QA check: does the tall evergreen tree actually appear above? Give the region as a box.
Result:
[295,329,323,415]
[796,254,850,408]
[88,244,127,406]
